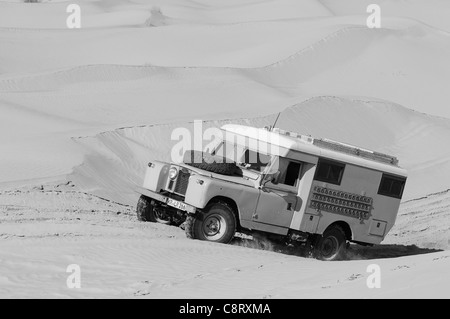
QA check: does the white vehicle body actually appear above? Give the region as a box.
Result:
[139,124,408,255]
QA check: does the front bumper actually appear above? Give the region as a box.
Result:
[136,187,196,214]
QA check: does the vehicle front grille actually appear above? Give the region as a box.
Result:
[174,170,190,195]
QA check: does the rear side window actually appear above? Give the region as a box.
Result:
[378,174,406,199]
[314,159,345,185]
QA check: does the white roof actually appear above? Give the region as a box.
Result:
[221,124,407,177]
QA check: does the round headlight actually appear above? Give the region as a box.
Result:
[169,167,178,180]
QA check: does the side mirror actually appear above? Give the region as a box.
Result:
[263,171,281,186]
[271,171,281,185]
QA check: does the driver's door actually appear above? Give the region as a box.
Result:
[252,158,303,230]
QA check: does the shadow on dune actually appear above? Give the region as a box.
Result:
[231,237,443,261]
[346,244,443,260]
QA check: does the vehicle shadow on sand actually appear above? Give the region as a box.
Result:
[231,237,443,261]
[346,244,443,260]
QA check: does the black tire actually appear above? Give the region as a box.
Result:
[185,202,237,244]
[137,195,155,222]
[313,225,347,261]
[183,150,237,176]
[136,195,171,224]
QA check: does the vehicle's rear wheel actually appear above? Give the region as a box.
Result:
[313,225,347,261]
[185,202,237,243]
[136,195,171,224]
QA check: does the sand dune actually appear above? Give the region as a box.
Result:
[0,186,449,298]
[384,189,450,250]
[320,0,450,32]
[0,0,449,299]
[1,18,450,185]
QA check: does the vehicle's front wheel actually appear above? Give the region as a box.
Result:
[136,195,171,224]
[185,202,237,244]
[313,225,347,261]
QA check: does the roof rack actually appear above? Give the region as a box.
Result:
[271,128,315,144]
[272,128,399,166]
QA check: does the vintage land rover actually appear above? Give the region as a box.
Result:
[136,124,407,261]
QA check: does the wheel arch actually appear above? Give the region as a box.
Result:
[324,221,353,241]
[206,196,241,231]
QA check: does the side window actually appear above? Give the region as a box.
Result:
[277,158,302,187]
[378,174,406,199]
[314,159,345,185]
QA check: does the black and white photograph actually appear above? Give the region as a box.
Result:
[0,0,449,301]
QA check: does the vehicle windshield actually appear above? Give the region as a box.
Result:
[212,141,272,174]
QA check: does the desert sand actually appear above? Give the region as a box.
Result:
[0,0,449,298]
